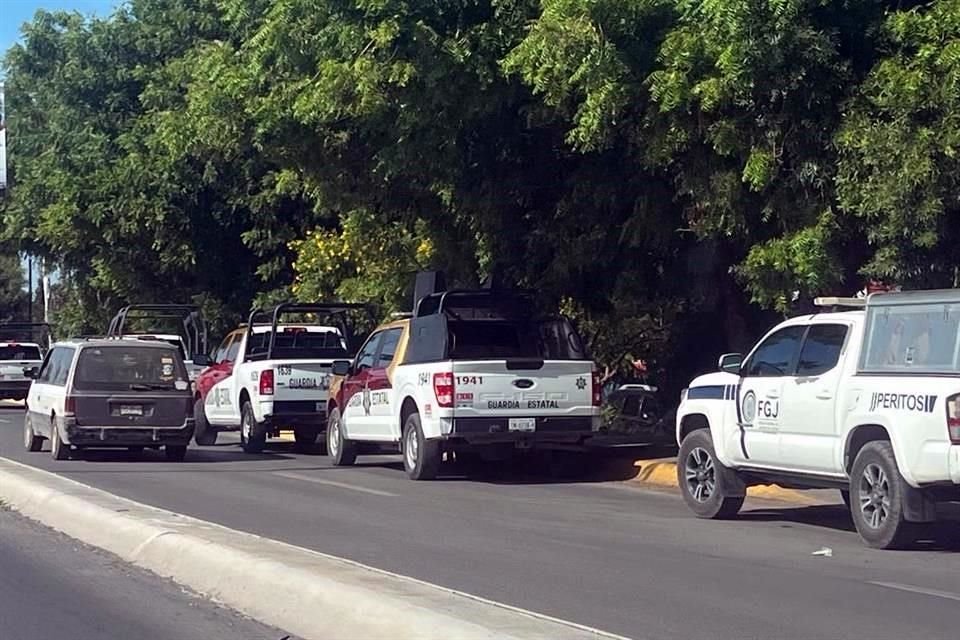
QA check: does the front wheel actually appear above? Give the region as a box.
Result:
[193,397,218,446]
[327,408,356,466]
[850,441,916,549]
[23,414,43,452]
[677,429,744,519]
[240,402,267,454]
[403,412,441,481]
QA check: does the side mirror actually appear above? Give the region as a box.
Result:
[22,367,39,379]
[192,354,213,367]
[718,353,743,374]
[330,360,352,376]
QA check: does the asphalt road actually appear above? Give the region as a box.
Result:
[3,404,960,640]
[0,505,296,640]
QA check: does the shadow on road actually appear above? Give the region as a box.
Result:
[71,447,293,464]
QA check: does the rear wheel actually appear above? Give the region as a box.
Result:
[193,398,218,446]
[403,412,441,481]
[240,401,267,454]
[677,429,744,519]
[850,441,916,549]
[23,414,43,452]
[165,445,187,462]
[327,408,356,466]
[50,421,70,461]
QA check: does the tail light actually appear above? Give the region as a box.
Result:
[259,369,275,396]
[591,370,602,406]
[433,372,454,408]
[64,396,77,416]
[947,394,960,443]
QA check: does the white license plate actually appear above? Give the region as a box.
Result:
[315,402,324,412]
[508,418,536,432]
[120,405,143,416]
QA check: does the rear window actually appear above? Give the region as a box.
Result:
[861,300,960,374]
[0,345,42,361]
[74,347,188,391]
[447,320,586,360]
[246,329,349,360]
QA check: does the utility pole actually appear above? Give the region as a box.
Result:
[27,256,33,324]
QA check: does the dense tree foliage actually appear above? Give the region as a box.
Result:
[3,0,959,391]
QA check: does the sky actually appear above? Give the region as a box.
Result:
[2,0,118,60]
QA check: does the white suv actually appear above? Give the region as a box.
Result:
[676,290,960,548]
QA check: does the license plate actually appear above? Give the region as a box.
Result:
[315,402,324,412]
[120,405,143,416]
[508,418,536,432]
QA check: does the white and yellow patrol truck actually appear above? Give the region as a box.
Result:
[676,289,960,549]
[194,303,361,453]
[327,288,602,480]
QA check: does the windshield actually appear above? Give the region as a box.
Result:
[74,346,188,391]
[0,345,43,361]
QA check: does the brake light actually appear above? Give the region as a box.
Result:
[591,370,602,406]
[259,369,275,396]
[64,396,77,416]
[947,394,960,444]
[433,372,454,408]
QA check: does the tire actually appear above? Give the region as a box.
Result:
[294,425,324,454]
[326,407,356,466]
[240,401,267,454]
[849,441,916,549]
[50,420,70,461]
[165,445,188,462]
[193,397,218,446]
[677,429,744,519]
[23,414,43,452]
[403,412,441,481]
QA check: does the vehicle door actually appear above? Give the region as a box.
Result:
[340,332,383,438]
[777,323,850,473]
[367,327,403,440]
[31,347,75,437]
[27,348,57,426]
[734,325,807,467]
[203,333,239,424]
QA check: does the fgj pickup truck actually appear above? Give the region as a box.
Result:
[327,289,602,480]
[0,323,50,402]
[676,289,960,549]
[194,303,363,453]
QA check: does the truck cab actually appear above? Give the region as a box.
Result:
[676,290,960,549]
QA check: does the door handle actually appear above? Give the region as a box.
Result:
[816,390,833,400]
[765,391,780,399]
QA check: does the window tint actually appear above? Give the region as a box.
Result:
[74,346,186,391]
[246,328,348,361]
[376,329,402,368]
[214,335,232,364]
[622,395,641,417]
[355,333,383,371]
[40,347,75,386]
[0,345,42,361]
[225,334,241,363]
[743,326,806,377]
[797,325,848,376]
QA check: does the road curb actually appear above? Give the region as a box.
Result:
[632,458,821,505]
[0,457,628,640]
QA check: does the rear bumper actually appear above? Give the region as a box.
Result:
[64,418,195,446]
[0,381,30,397]
[262,400,326,429]
[443,416,596,446]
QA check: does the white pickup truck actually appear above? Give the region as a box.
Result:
[327,289,602,480]
[0,341,44,401]
[194,303,362,453]
[676,289,960,549]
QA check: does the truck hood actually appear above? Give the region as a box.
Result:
[687,371,740,389]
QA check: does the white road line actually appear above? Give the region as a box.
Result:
[273,471,398,497]
[869,581,960,603]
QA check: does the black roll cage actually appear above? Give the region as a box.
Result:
[107,304,208,359]
[244,302,374,362]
